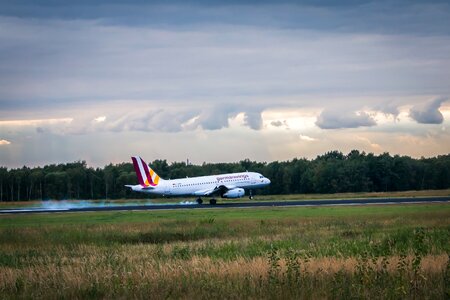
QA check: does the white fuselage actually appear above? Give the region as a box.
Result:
[129,171,270,197]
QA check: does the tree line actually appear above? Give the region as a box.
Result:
[1,150,449,201]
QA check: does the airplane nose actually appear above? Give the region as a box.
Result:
[266,178,271,184]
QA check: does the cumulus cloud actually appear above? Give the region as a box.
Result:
[271,120,284,127]
[1,105,268,137]
[409,97,447,124]
[105,109,198,133]
[270,119,290,129]
[0,139,11,145]
[191,108,231,130]
[374,102,400,117]
[243,111,263,130]
[316,109,377,129]
[189,106,265,131]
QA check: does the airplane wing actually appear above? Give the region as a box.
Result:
[193,187,218,196]
[193,185,237,196]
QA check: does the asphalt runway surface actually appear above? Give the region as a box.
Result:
[1,196,449,215]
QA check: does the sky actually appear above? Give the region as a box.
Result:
[1,0,450,168]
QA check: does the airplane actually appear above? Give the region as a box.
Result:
[125,156,271,204]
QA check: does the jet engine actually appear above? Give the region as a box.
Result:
[221,188,245,198]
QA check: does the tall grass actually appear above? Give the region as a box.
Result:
[0,204,449,298]
[0,251,448,299]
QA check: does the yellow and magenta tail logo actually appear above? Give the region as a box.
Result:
[146,168,160,186]
[132,156,160,187]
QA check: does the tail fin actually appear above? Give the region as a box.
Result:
[131,156,162,187]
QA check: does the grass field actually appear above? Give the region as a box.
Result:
[1,202,449,299]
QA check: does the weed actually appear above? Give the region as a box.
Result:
[445,253,450,299]
[199,218,215,224]
[285,248,301,285]
[267,244,281,285]
[171,245,191,260]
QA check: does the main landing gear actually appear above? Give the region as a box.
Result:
[249,190,254,200]
[196,198,217,205]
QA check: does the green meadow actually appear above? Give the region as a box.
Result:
[1,203,449,299]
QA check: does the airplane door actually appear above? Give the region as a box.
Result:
[164,182,171,195]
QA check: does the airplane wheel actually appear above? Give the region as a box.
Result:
[196,198,203,204]
[249,196,254,200]
[209,199,217,205]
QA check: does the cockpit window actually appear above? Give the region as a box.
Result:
[259,175,264,178]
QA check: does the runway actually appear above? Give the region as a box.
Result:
[1,196,449,214]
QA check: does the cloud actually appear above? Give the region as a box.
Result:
[96,106,266,132]
[2,8,450,116]
[0,118,72,126]
[2,1,450,167]
[356,136,382,152]
[374,102,400,117]
[104,109,198,133]
[190,106,264,131]
[190,107,234,130]
[270,119,290,129]
[94,116,106,123]
[0,105,267,136]
[271,120,284,127]
[243,110,263,130]
[36,127,45,133]
[0,139,11,145]
[2,1,450,36]
[84,107,264,133]
[409,97,447,124]
[316,109,377,129]
[299,134,317,142]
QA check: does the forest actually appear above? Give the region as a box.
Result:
[0,150,449,201]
